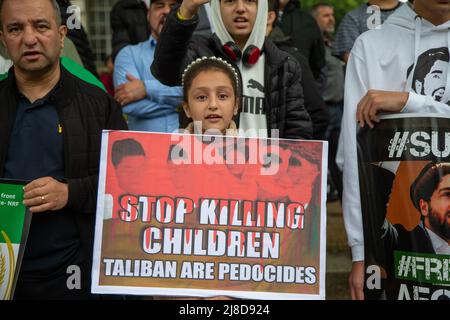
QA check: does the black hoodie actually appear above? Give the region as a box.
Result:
[269,26,328,140]
[110,0,150,61]
[278,0,326,89]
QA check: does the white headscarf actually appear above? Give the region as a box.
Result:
[209,0,267,52]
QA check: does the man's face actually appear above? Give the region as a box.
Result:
[0,0,66,74]
[148,0,178,40]
[422,174,450,241]
[416,60,448,102]
[415,0,450,15]
[314,6,335,33]
[220,0,258,46]
[413,0,450,25]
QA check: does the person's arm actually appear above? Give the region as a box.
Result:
[309,21,326,90]
[151,1,206,86]
[296,53,328,139]
[283,58,313,140]
[68,95,127,214]
[402,92,450,113]
[356,90,450,128]
[65,175,101,214]
[114,47,182,118]
[343,52,350,64]
[23,95,127,215]
[341,49,368,300]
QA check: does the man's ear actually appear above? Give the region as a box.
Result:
[182,102,191,118]
[59,25,67,49]
[267,11,276,28]
[415,80,423,94]
[419,199,429,218]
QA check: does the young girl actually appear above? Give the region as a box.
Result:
[181,56,241,135]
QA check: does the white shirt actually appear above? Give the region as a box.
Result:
[426,227,450,255]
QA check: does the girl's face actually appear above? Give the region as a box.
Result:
[184,70,239,133]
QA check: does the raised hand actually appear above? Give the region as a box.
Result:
[179,0,210,19]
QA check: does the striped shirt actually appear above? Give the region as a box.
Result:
[333,3,402,60]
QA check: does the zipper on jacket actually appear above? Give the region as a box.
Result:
[264,52,272,138]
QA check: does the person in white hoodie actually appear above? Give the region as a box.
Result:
[341,0,450,300]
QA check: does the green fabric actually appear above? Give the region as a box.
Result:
[60,56,105,91]
[0,57,105,91]
[0,182,27,244]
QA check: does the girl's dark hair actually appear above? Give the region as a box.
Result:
[182,56,241,101]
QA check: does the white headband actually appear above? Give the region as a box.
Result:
[181,56,240,88]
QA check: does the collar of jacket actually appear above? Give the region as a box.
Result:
[0,62,73,176]
[5,62,75,110]
[263,37,290,70]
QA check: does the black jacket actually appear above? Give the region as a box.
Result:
[57,0,99,78]
[278,0,326,89]
[0,66,127,262]
[270,27,328,140]
[382,222,437,300]
[110,0,150,61]
[151,7,312,140]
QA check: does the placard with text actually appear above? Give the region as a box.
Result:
[358,114,450,300]
[0,179,31,300]
[92,131,327,299]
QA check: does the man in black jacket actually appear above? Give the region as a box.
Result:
[0,0,127,299]
[110,0,150,61]
[277,0,326,90]
[151,0,312,140]
[266,0,328,140]
[312,3,344,201]
[111,0,212,61]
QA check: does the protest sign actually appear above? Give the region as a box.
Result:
[358,114,450,300]
[92,131,327,299]
[0,179,31,300]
